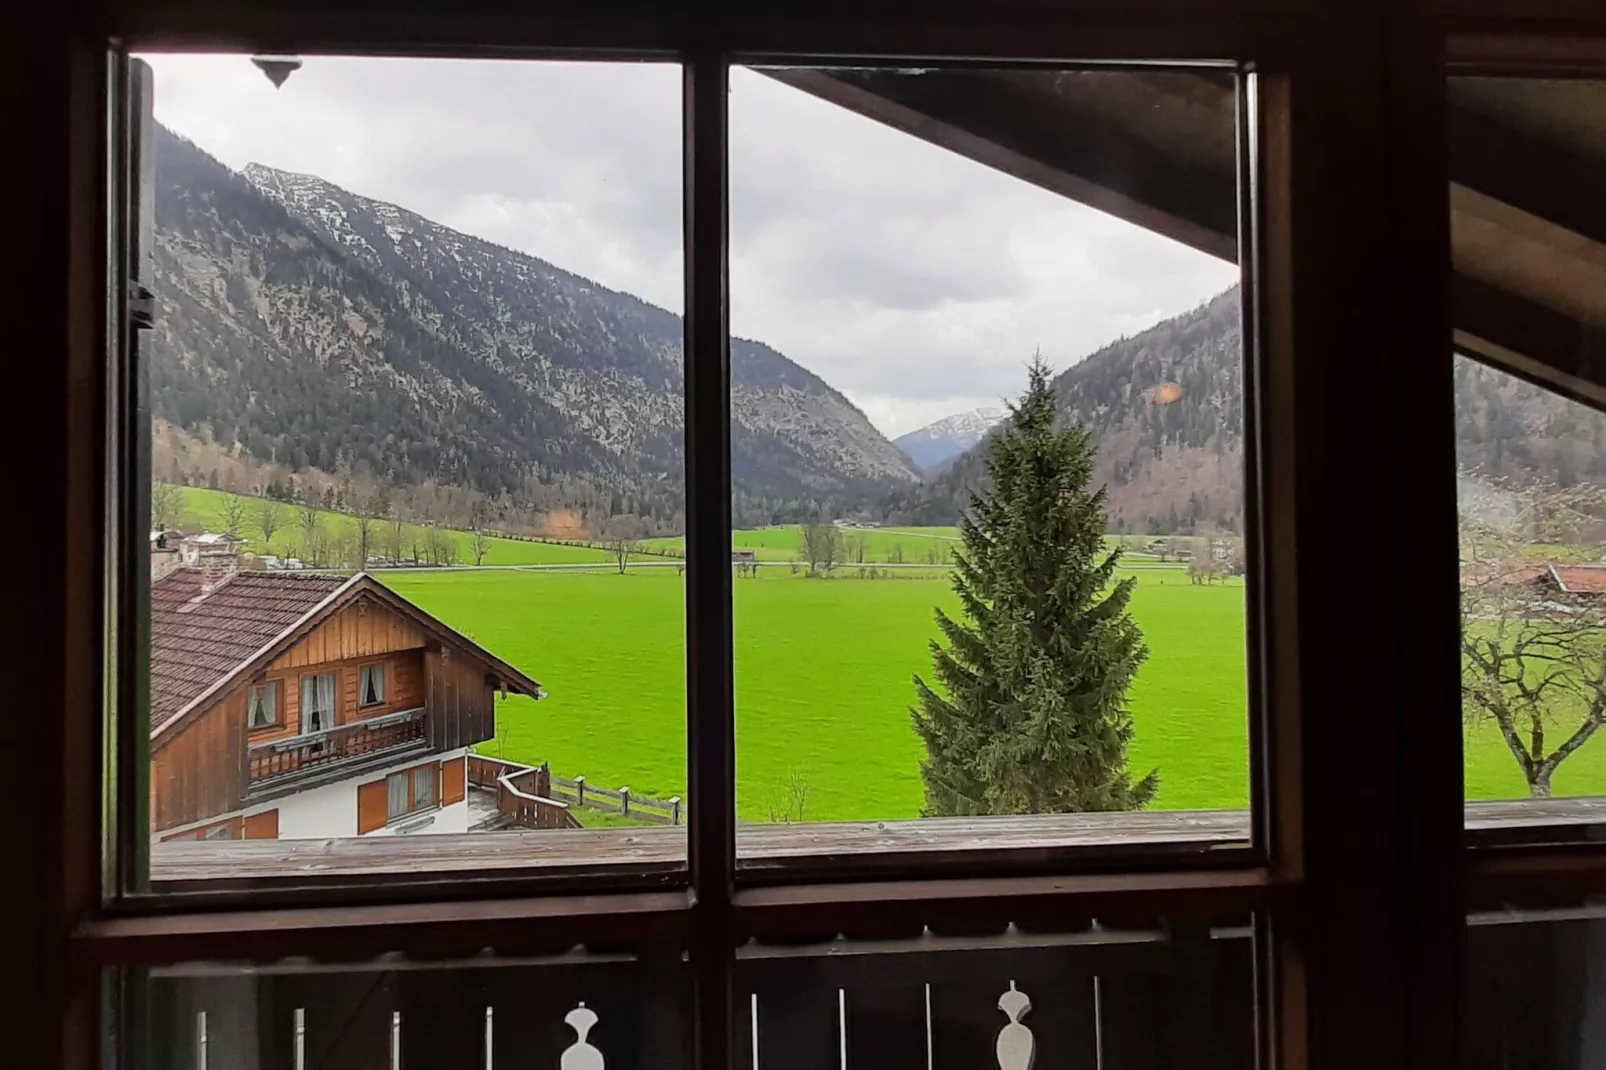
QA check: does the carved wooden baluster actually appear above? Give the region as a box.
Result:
[996,982,1035,1070]
[561,1003,605,1070]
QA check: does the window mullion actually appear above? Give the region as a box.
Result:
[684,45,736,1070]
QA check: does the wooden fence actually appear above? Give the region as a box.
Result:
[549,774,684,825]
[468,755,682,826]
[466,754,579,830]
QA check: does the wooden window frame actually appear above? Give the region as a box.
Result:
[246,680,278,730]
[298,671,338,735]
[385,763,439,824]
[358,661,385,710]
[21,4,1606,1070]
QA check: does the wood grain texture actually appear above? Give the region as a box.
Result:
[357,779,388,835]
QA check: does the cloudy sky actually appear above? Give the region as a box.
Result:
[142,55,1237,438]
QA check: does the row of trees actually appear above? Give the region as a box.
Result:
[152,480,498,569]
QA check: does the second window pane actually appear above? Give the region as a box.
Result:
[729,65,1249,867]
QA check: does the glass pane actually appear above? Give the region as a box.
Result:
[728,65,1248,868]
[1465,906,1606,1070]
[130,54,685,892]
[388,772,408,820]
[109,949,686,1069]
[1450,75,1606,837]
[737,916,1254,1069]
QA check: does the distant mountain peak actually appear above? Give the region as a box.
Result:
[894,407,1009,474]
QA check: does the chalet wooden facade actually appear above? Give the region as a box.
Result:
[148,569,543,841]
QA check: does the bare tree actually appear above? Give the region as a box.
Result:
[218,494,248,539]
[1461,479,1606,797]
[798,523,841,574]
[387,512,405,565]
[353,498,377,570]
[887,541,905,565]
[255,498,283,554]
[606,514,644,574]
[472,527,491,566]
[296,492,322,555]
[150,482,184,530]
[764,767,812,824]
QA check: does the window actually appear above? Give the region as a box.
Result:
[388,764,438,822]
[300,673,337,734]
[43,14,1595,1070]
[359,663,386,708]
[1450,73,1606,835]
[728,64,1252,869]
[246,680,278,729]
[129,51,687,884]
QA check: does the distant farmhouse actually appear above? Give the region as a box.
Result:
[1462,562,1606,599]
[149,565,545,842]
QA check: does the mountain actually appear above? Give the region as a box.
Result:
[147,126,918,530]
[881,286,1606,534]
[883,290,1245,533]
[894,407,1007,473]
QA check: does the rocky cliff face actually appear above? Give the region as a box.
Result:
[147,126,918,526]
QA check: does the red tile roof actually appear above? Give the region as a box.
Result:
[1553,564,1606,594]
[149,570,349,731]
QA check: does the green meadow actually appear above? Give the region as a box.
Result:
[378,565,1606,822]
[641,525,961,563]
[160,485,1605,815]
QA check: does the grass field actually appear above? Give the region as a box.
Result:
[380,566,1606,822]
[641,525,962,563]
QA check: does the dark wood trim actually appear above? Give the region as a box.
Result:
[733,868,1289,938]
[1466,849,1606,910]
[684,47,736,1070]
[1386,14,1464,1070]
[1452,275,1606,411]
[74,889,697,966]
[1448,104,1606,249]
[106,2,1306,63]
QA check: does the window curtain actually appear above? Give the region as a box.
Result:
[302,674,335,733]
[413,765,436,810]
[388,772,409,819]
[362,664,385,706]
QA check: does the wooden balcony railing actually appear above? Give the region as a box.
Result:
[247,707,426,786]
[467,754,580,830]
[139,925,1253,1069]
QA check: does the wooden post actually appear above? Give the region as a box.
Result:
[575,775,585,807]
[620,787,631,817]
[670,797,682,825]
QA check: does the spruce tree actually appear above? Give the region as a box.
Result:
[911,357,1158,815]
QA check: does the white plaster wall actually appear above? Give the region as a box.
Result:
[245,747,470,840]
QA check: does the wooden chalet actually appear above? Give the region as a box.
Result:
[149,569,544,842]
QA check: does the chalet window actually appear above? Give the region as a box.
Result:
[388,764,437,821]
[246,681,278,729]
[203,823,236,841]
[359,663,385,708]
[301,673,336,734]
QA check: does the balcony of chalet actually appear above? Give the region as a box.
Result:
[245,705,428,797]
